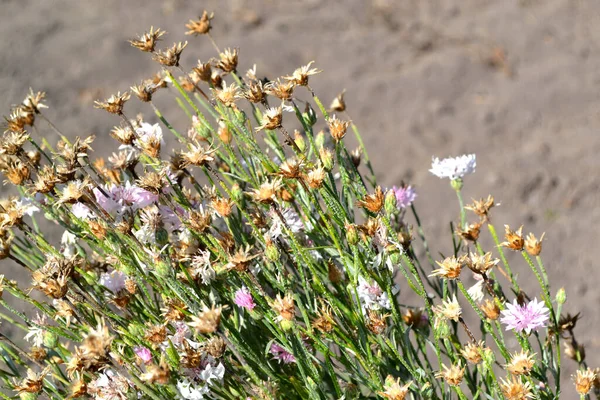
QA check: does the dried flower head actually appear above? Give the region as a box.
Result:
[466,252,499,275]
[22,89,48,114]
[0,130,30,155]
[557,312,581,336]
[356,186,385,213]
[129,26,166,52]
[481,299,500,320]
[144,324,167,347]
[81,320,113,361]
[248,178,282,204]
[185,11,214,36]
[193,60,212,82]
[505,350,536,376]
[306,165,326,189]
[465,195,496,221]
[524,232,545,256]
[312,303,335,334]
[153,41,188,67]
[210,197,235,218]
[377,376,412,400]
[265,79,294,101]
[181,143,216,168]
[0,156,30,185]
[242,79,267,104]
[141,356,170,384]
[12,366,50,394]
[433,295,462,322]
[500,376,534,400]
[277,158,304,180]
[131,81,160,102]
[430,255,465,280]
[461,341,486,364]
[256,107,283,131]
[271,293,295,321]
[94,92,130,115]
[225,245,259,272]
[188,207,212,233]
[215,48,239,73]
[329,90,346,112]
[573,368,597,395]
[366,310,389,335]
[435,363,465,386]
[213,81,240,108]
[456,221,481,242]
[327,115,350,142]
[500,225,525,251]
[283,61,322,86]
[190,305,224,334]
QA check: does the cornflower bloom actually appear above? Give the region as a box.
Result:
[500,298,550,334]
[234,287,256,311]
[270,343,296,364]
[391,185,417,208]
[429,154,476,180]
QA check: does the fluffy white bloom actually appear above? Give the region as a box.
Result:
[177,379,210,400]
[135,122,165,148]
[177,358,225,400]
[61,231,78,257]
[99,269,127,294]
[15,197,40,216]
[72,203,94,219]
[134,225,156,245]
[268,208,304,239]
[190,250,215,285]
[24,313,47,347]
[467,279,485,303]
[357,276,398,311]
[429,154,476,180]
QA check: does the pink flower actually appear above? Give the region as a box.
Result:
[134,346,152,364]
[391,185,417,208]
[500,298,550,334]
[234,287,256,311]
[270,343,295,364]
[93,182,158,214]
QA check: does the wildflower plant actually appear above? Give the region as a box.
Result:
[0,12,596,400]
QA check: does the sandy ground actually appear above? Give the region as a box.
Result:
[1,0,599,397]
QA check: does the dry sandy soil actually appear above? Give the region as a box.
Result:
[1,0,599,397]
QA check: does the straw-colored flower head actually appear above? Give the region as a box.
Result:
[190,305,224,334]
[378,375,412,400]
[481,299,500,320]
[181,143,216,168]
[312,303,335,334]
[564,337,586,362]
[242,79,267,104]
[193,60,213,82]
[213,81,240,108]
[136,171,164,195]
[210,197,235,218]
[500,376,534,400]
[456,221,481,242]
[356,186,385,213]
[153,41,188,67]
[465,195,496,221]
[500,225,525,251]
[189,207,212,233]
[81,320,113,360]
[466,252,499,275]
[22,89,48,114]
[278,158,304,180]
[0,130,30,156]
[94,91,130,115]
[524,232,545,256]
[248,178,282,204]
[4,106,34,133]
[461,341,486,364]
[185,11,214,36]
[271,293,295,321]
[306,165,326,189]
[433,295,462,322]
[144,323,167,347]
[58,179,91,204]
[225,245,259,272]
[0,156,30,185]
[505,350,535,376]
[256,107,283,131]
[327,115,350,142]
[129,26,166,52]
[141,356,170,384]
[69,378,87,398]
[329,90,346,112]
[283,61,322,86]
[131,81,160,103]
[216,48,239,73]
[574,368,597,395]
[110,125,136,145]
[430,255,465,280]
[265,79,294,101]
[12,366,50,394]
[435,363,465,386]
[161,298,187,322]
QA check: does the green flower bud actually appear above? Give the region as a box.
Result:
[280,319,294,332]
[384,189,397,215]
[156,228,169,247]
[320,148,334,171]
[556,287,566,305]
[387,246,401,265]
[433,318,450,339]
[265,241,280,261]
[128,322,145,338]
[294,132,306,153]
[43,331,58,349]
[20,393,38,400]
[154,260,172,277]
[165,340,180,369]
[450,178,463,191]
[303,103,318,127]
[345,223,359,245]
[230,183,244,204]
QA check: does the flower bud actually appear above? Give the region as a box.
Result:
[280,319,294,331]
[387,246,401,265]
[319,147,334,171]
[293,131,306,153]
[384,189,397,215]
[265,240,280,261]
[315,130,325,149]
[345,223,359,245]
[450,178,463,191]
[164,341,180,369]
[156,228,169,246]
[155,260,172,277]
[43,331,58,348]
[434,318,451,339]
[556,287,566,305]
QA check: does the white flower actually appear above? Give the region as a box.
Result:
[15,197,40,216]
[429,154,476,180]
[135,122,164,147]
[177,378,210,400]
[190,250,215,285]
[134,225,156,245]
[61,231,78,257]
[199,362,225,385]
[357,277,398,311]
[268,208,304,239]
[467,279,485,303]
[72,203,94,219]
[24,313,47,347]
[99,269,127,294]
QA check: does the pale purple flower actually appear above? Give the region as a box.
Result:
[72,203,94,219]
[134,346,153,364]
[500,298,550,334]
[357,276,398,311]
[93,182,158,214]
[159,204,184,232]
[99,269,128,294]
[16,197,40,216]
[234,287,256,311]
[391,185,417,208]
[430,154,476,180]
[268,208,303,239]
[270,343,296,364]
[135,122,164,149]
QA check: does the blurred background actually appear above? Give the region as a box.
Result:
[1,0,599,395]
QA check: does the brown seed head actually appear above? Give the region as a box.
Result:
[190,304,224,334]
[564,337,585,362]
[57,179,91,204]
[312,303,335,334]
[433,295,462,322]
[248,178,283,204]
[153,41,188,67]
[242,79,267,103]
[161,297,187,322]
[366,310,388,335]
[465,195,496,221]
[110,125,136,145]
[215,48,239,73]
[500,225,524,251]
[210,197,235,218]
[256,107,283,131]
[265,79,294,101]
[456,221,481,242]
[574,368,597,395]
[430,255,465,280]
[0,156,30,185]
[356,186,385,213]
[181,143,216,168]
[131,81,160,102]
[129,26,166,52]
[271,293,295,321]
[329,90,346,112]
[327,260,343,283]
[278,158,304,180]
[22,89,48,114]
[466,252,499,275]
[213,81,240,108]
[350,147,362,168]
[0,130,30,155]
[193,60,213,82]
[225,245,258,272]
[144,324,167,347]
[94,92,130,115]
[505,350,535,376]
[377,376,412,400]
[12,367,50,394]
[188,207,212,233]
[435,363,465,386]
[327,115,350,142]
[81,320,113,360]
[480,299,500,320]
[524,232,545,256]
[306,165,326,189]
[557,312,581,336]
[500,376,534,400]
[136,171,164,194]
[204,336,227,358]
[185,11,214,36]
[461,341,486,364]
